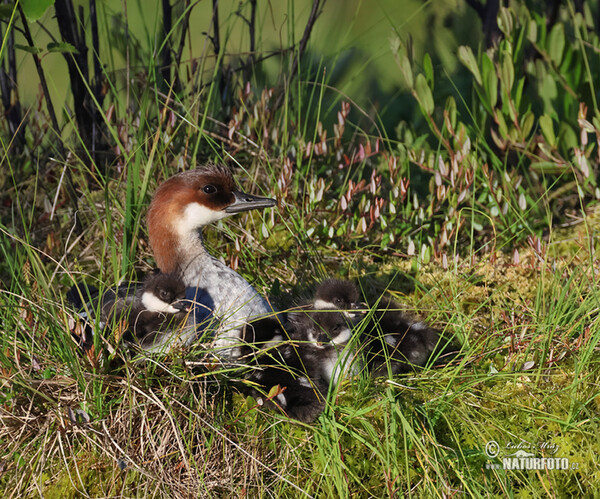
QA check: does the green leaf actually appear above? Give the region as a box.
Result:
[514,76,525,110]
[496,112,508,138]
[482,54,497,108]
[500,55,514,93]
[520,111,534,138]
[458,46,481,86]
[498,7,514,39]
[445,96,457,130]
[47,42,79,54]
[14,44,41,54]
[415,74,434,115]
[558,123,578,152]
[527,19,538,43]
[21,0,54,22]
[539,114,556,147]
[392,36,413,88]
[423,53,434,88]
[548,23,565,66]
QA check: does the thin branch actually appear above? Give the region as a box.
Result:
[290,0,323,80]
[0,4,25,145]
[90,0,103,102]
[245,0,256,81]
[90,0,104,158]
[17,3,61,146]
[173,0,192,91]
[54,0,92,144]
[211,0,220,59]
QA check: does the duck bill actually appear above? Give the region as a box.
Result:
[172,301,191,313]
[225,191,277,214]
[349,302,369,317]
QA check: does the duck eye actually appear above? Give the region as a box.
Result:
[203,184,217,194]
[159,290,170,300]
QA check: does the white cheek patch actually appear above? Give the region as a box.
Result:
[176,202,228,234]
[313,299,336,310]
[411,322,427,331]
[331,327,352,345]
[141,292,179,314]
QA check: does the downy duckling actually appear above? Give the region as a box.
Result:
[361,299,456,376]
[126,272,191,348]
[311,278,364,320]
[239,316,327,423]
[287,309,358,387]
[68,272,190,351]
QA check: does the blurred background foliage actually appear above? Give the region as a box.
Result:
[1,0,600,276]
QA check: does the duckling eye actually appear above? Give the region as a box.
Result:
[203,184,217,194]
[159,290,170,301]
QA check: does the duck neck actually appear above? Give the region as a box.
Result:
[173,229,214,288]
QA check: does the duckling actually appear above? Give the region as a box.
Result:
[287,309,358,386]
[310,280,457,376]
[312,278,363,319]
[361,299,456,376]
[239,317,327,422]
[68,272,191,351]
[126,272,191,348]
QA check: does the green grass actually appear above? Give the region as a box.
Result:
[1,185,599,497]
[1,1,600,497]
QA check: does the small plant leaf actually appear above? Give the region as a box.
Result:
[458,46,481,86]
[496,112,508,139]
[423,53,434,88]
[548,23,565,66]
[500,55,514,93]
[415,74,434,115]
[47,42,79,54]
[497,7,514,39]
[539,114,556,147]
[21,0,54,22]
[520,111,534,138]
[481,54,497,108]
[527,19,537,43]
[14,44,41,54]
[445,96,457,131]
[392,36,414,89]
